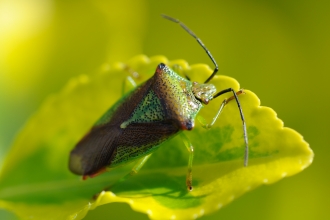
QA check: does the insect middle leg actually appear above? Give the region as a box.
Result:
[180,132,194,191]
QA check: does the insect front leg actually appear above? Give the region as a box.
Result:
[206,88,248,166]
[180,133,194,191]
[211,88,249,166]
[203,89,245,128]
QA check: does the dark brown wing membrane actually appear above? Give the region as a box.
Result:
[69,125,120,175]
[115,121,179,147]
[110,121,179,166]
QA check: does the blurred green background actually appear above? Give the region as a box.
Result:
[0,0,328,219]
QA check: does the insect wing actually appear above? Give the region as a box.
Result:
[69,125,120,176]
[69,76,155,176]
[110,121,179,166]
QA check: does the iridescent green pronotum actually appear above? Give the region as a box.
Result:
[69,15,248,191]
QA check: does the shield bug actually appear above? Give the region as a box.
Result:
[69,14,248,191]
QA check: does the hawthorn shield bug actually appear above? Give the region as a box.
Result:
[69,15,248,191]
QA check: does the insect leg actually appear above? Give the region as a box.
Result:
[103,154,153,192]
[205,89,245,128]
[180,133,194,191]
[172,64,191,80]
[121,64,139,95]
[129,153,152,176]
[208,88,248,167]
[93,154,153,199]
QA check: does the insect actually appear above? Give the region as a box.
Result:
[69,14,248,191]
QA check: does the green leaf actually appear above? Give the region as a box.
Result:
[0,55,313,220]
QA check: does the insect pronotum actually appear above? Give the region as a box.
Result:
[69,14,248,191]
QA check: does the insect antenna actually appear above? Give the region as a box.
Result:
[161,14,218,83]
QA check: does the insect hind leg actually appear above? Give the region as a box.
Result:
[206,88,248,167]
[99,154,152,195]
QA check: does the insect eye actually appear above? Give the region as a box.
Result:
[158,63,166,69]
[156,63,167,74]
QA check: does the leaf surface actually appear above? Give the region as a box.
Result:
[0,55,313,220]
